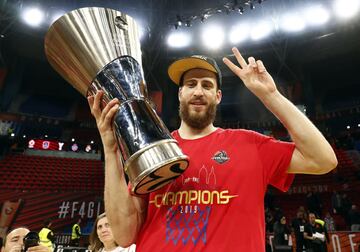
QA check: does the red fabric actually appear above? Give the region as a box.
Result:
[136,128,295,252]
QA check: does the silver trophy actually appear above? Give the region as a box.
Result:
[44,7,189,195]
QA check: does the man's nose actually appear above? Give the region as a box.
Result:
[193,83,204,96]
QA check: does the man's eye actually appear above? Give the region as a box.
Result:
[203,84,212,89]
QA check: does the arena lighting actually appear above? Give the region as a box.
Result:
[71,138,75,142]
[176,15,183,27]
[185,20,192,27]
[23,135,26,138]
[170,0,266,29]
[21,7,44,27]
[333,0,360,19]
[44,134,48,138]
[167,31,191,48]
[250,20,273,41]
[10,133,15,137]
[358,123,360,127]
[201,24,225,50]
[346,125,350,129]
[90,140,94,144]
[280,13,306,32]
[229,22,250,44]
[303,5,330,26]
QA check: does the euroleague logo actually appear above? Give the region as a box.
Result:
[212,150,230,164]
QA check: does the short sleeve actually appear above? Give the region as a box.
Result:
[252,131,295,192]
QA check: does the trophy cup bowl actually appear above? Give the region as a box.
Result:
[44,7,189,194]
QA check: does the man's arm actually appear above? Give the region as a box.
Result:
[223,47,337,175]
[88,91,147,246]
[303,231,314,241]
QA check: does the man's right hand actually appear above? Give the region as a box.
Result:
[8,244,22,252]
[27,245,51,252]
[87,90,120,152]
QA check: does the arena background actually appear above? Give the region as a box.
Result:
[0,0,360,251]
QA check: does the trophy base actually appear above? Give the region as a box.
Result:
[125,139,189,195]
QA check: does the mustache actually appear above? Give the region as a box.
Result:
[189,98,207,104]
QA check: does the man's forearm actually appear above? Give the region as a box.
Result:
[261,90,337,174]
[104,148,146,247]
[304,232,313,240]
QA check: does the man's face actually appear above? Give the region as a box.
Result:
[3,228,30,252]
[178,68,222,129]
[309,214,316,225]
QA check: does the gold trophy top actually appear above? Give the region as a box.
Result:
[44,7,142,96]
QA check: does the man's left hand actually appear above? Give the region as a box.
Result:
[223,47,277,101]
[27,245,51,252]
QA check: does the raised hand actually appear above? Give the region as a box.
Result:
[223,47,277,100]
[87,90,120,152]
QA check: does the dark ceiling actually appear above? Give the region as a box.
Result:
[0,0,360,128]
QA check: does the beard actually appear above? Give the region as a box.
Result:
[179,98,217,130]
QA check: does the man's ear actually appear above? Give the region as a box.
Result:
[216,89,222,105]
[178,87,182,101]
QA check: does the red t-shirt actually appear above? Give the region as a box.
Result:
[136,128,295,251]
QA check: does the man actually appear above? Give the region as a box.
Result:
[292,210,307,252]
[304,213,326,252]
[70,219,81,247]
[1,227,49,252]
[88,47,337,251]
[38,219,55,252]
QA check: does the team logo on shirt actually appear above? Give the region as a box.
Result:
[212,150,229,164]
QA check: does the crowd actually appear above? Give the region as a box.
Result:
[0,214,135,252]
[265,189,360,252]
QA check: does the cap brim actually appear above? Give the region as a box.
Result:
[168,57,218,85]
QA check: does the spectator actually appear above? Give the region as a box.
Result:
[273,215,292,252]
[89,213,135,252]
[324,212,336,232]
[2,227,49,252]
[70,219,82,246]
[292,210,307,252]
[39,219,55,252]
[304,213,326,252]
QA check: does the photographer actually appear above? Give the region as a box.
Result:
[1,227,49,252]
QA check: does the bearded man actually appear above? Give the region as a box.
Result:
[88,47,337,251]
